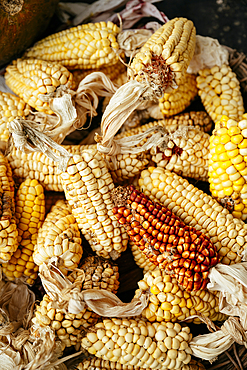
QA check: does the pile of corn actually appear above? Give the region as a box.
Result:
[0,9,246,370]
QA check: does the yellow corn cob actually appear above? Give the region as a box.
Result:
[32,255,120,348]
[159,73,198,117]
[129,240,157,273]
[196,64,245,123]
[81,317,193,368]
[5,58,74,114]
[129,18,196,94]
[0,91,31,142]
[77,357,206,370]
[0,154,18,262]
[139,167,247,265]
[1,179,45,285]
[33,199,83,272]
[136,269,226,324]
[7,146,149,190]
[72,61,126,89]
[60,149,129,259]
[209,115,247,220]
[24,21,121,70]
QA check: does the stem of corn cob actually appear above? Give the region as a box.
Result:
[139,167,247,265]
[112,185,219,291]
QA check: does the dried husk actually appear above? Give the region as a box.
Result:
[226,45,247,94]
[187,35,229,74]
[39,262,149,316]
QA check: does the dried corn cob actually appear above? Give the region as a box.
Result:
[5,58,74,114]
[60,149,129,259]
[0,154,18,262]
[0,92,31,142]
[33,199,83,272]
[139,167,247,265]
[72,61,126,89]
[136,269,226,324]
[77,357,205,370]
[25,21,121,70]
[150,126,209,181]
[209,115,247,220]
[32,255,120,348]
[81,317,193,368]
[112,185,219,291]
[7,145,149,190]
[164,111,213,133]
[159,73,198,117]
[129,240,157,273]
[196,64,244,123]
[1,179,45,285]
[129,18,196,94]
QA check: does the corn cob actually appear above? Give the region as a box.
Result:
[112,185,219,291]
[112,120,210,182]
[1,179,45,285]
[196,64,244,123]
[164,111,213,133]
[5,58,74,114]
[129,240,157,273]
[60,149,129,259]
[72,61,126,89]
[77,357,205,370]
[81,317,193,368]
[159,73,198,117]
[129,18,196,94]
[33,199,83,272]
[32,255,120,348]
[24,21,121,70]
[135,269,226,324]
[0,91,31,142]
[139,167,247,265]
[7,146,149,190]
[0,154,18,262]
[208,115,247,220]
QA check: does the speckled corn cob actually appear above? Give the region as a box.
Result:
[0,154,18,262]
[81,317,193,368]
[112,185,219,291]
[77,357,205,370]
[129,18,196,94]
[60,149,129,260]
[1,179,45,284]
[135,269,226,324]
[72,61,126,89]
[159,73,198,116]
[113,120,210,182]
[25,21,121,70]
[209,115,247,220]
[196,64,244,123]
[164,111,213,133]
[139,167,247,265]
[5,58,74,114]
[150,126,209,181]
[7,146,149,191]
[32,255,120,348]
[33,199,83,272]
[0,91,31,142]
[129,240,157,273]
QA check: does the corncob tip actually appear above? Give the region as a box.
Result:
[112,185,219,291]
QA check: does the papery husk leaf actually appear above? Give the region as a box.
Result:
[39,262,149,317]
[117,29,153,57]
[187,35,229,74]
[0,342,22,369]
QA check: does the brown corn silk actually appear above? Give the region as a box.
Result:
[112,185,219,291]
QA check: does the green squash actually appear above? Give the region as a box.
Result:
[0,0,59,68]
